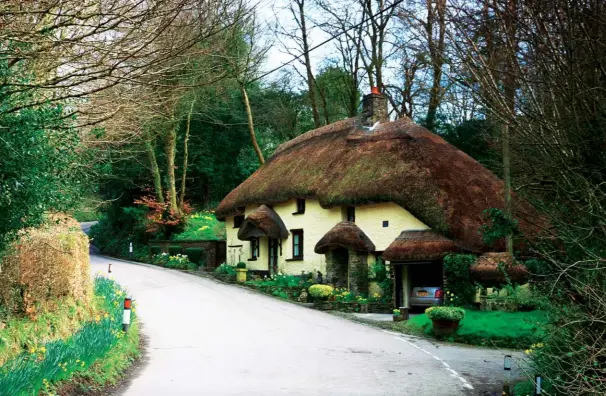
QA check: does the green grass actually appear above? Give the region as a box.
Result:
[0,277,140,396]
[173,211,225,241]
[405,309,548,349]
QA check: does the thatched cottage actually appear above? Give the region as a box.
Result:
[215,90,538,307]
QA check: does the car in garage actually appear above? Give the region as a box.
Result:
[409,286,443,307]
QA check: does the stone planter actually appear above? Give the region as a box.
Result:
[431,319,460,337]
[393,314,405,322]
[313,301,334,311]
[235,268,248,283]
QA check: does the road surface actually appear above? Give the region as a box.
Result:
[90,255,524,396]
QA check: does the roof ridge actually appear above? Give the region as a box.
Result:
[273,118,356,156]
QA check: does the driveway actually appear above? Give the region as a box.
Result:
[90,255,525,396]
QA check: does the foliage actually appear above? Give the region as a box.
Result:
[184,248,205,266]
[368,258,392,304]
[0,216,90,317]
[168,246,183,256]
[134,194,192,239]
[152,253,197,270]
[443,254,477,307]
[393,309,401,316]
[150,246,162,255]
[308,285,334,301]
[244,273,312,301]
[214,263,236,275]
[479,208,520,246]
[368,258,387,283]
[90,207,149,261]
[425,306,466,322]
[173,211,226,241]
[0,277,138,395]
[405,309,547,349]
[236,262,246,269]
[0,50,87,254]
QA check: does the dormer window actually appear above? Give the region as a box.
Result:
[346,206,356,222]
[294,198,306,214]
[233,215,244,228]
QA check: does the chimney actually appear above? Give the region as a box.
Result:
[361,86,388,126]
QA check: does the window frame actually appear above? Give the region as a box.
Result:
[294,198,306,214]
[233,215,244,228]
[249,237,260,260]
[346,206,356,222]
[290,229,304,260]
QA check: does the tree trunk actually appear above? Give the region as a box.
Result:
[425,0,446,131]
[297,0,322,128]
[179,101,194,210]
[241,85,265,165]
[164,125,179,213]
[145,139,164,204]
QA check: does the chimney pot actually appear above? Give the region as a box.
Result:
[371,86,380,94]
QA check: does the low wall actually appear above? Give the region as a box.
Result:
[148,240,226,270]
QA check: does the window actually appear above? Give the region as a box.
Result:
[346,206,356,222]
[294,198,306,214]
[291,229,304,259]
[383,220,389,227]
[234,215,244,228]
[250,238,259,259]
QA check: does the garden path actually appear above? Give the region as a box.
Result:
[90,255,523,396]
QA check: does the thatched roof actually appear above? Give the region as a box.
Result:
[217,117,542,252]
[315,221,375,254]
[382,230,460,262]
[469,252,529,286]
[237,205,289,240]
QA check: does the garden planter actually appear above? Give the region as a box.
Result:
[431,319,460,337]
[235,268,248,283]
[393,315,405,322]
[313,301,333,311]
[368,302,392,314]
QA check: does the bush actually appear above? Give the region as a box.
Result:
[443,254,477,306]
[168,245,182,256]
[214,263,236,275]
[150,246,162,256]
[308,285,334,300]
[172,211,226,241]
[184,248,205,266]
[164,254,196,270]
[236,262,246,269]
[89,206,149,260]
[0,216,91,317]
[425,306,466,321]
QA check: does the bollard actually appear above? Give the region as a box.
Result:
[534,374,542,395]
[129,242,133,259]
[122,298,132,332]
[108,263,112,274]
[503,355,512,396]
[399,307,409,320]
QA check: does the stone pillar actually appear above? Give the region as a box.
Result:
[348,250,369,295]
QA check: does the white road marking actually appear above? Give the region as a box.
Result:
[389,333,475,391]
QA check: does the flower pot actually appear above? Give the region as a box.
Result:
[393,314,405,322]
[235,268,248,283]
[431,319,460,337]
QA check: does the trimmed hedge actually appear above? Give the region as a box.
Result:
[184,248,205,266]
[150,246,162,255]
[168,246,182,256]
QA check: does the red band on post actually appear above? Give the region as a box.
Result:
[124,298,132,309]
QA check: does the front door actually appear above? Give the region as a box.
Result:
[268,238,278,274]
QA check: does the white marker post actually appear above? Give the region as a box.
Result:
[503,355,512,396]
[122,298,132,332]
[535,374,542,395]
[129,242,133,259]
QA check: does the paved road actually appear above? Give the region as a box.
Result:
[90,255,525,396]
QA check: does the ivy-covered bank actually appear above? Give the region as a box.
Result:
[0,277,140,396]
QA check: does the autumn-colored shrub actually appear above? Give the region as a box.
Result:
[0,215,91,318]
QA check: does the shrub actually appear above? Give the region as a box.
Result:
[425,306,466,321]
[214,263,236,275]
[236,262,246,269]
[172,211,226,241]
[0,216,91,317]
[168,245,182,256]
[443,254,477,306]
[184,248,205,266]
[165,254,196,270]
[393,309,401,316]
[308,285,334,300]
[150,246,162,256]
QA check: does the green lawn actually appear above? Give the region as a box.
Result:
[405,309,548,349]
[173,211,226,241]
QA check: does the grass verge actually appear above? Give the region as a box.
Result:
[0,277,140,396]
[337,309,548,349]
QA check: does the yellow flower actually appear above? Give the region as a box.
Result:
[104,313,109,318]
[81,362,85,367]
[95,315,101,322]
[29,347,36,354]
[39,346,46,353]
